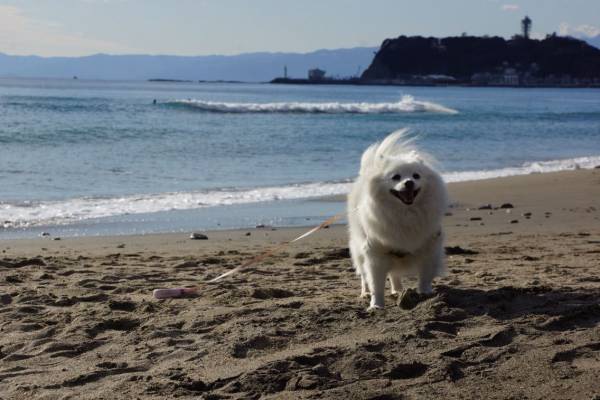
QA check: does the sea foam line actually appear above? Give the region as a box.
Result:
[0,182,352,229]
[2,154,598,229]
[165,95,459,114]
[442,155,600,183]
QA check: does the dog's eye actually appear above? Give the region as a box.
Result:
[391,174,402,181]
[412,173,421,180]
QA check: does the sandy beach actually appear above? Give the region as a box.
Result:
[1,169,599,399]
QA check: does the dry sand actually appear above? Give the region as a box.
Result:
[1,169,599,399]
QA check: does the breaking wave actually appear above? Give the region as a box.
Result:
[2,155,598,229]
[165,95,458,114]
[0,181,352,229]
[443,155,600,183]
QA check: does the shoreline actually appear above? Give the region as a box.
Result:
[3,168,599,242]
[3,169,599,249]
[3,153,599,237]
[270,77,600,89]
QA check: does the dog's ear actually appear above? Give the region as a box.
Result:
[375,129,410,159]
[359,144,378,175]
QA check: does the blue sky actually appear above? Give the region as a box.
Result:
[1,0,599,56]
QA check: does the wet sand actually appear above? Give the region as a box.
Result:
[1,169,599,399]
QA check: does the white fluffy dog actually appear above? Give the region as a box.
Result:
[348,130,448,310]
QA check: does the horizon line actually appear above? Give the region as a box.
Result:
[0,45,380,60]
[3,32,595,59]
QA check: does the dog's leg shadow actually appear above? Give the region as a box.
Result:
[398,288,434,310]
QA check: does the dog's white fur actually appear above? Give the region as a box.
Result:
[347,129,448,310]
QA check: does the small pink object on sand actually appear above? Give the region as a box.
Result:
[153,287,197,299]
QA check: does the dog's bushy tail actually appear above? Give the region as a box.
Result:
[359,128,421,176]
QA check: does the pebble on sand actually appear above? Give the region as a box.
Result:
[0,294,12,305]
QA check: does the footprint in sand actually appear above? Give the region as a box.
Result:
[85,318,140,337]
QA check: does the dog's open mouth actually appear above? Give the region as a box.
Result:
[390,188,420,205]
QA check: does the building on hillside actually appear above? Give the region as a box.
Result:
[522,16,532,39]
[503,68,519,85]
[308,68,326,81]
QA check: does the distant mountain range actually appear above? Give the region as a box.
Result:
[0,47,377,82]
[1,36,597,83]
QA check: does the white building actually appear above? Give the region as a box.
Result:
[503,68,519,85]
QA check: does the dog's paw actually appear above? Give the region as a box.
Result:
[417,283,433,295]
[367,304,385,312]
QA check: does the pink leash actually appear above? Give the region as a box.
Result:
[152,212,345,299]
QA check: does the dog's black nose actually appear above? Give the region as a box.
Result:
[405,180,415,189]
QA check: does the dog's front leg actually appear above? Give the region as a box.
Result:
[389,271,403,295]
[360,275,370,298]
[417,233,445,295]
[364,252,389,311]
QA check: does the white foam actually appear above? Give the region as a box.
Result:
[0,181,352,229]
[166,95,458,114]
[443,155,600,183]
[2,155,598,229]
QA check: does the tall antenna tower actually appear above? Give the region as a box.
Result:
[521,16,532,39]
[284,65,288,79]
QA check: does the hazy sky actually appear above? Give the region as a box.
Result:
[1,0,599,57]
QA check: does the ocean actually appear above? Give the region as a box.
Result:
[1,78,599,239]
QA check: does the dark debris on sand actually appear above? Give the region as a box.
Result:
[444,246,479,255]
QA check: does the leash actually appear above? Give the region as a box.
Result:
[152,211,346,299]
